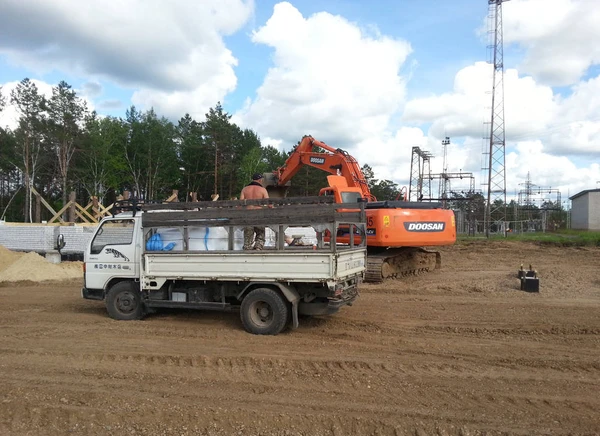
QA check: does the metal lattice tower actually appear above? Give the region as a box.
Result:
[483,0,508,237]
[520,172,535,209]
[409,146,433,201]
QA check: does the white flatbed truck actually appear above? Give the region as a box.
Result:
[81,197,367,335]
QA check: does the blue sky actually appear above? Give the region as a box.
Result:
[0,0,599,196]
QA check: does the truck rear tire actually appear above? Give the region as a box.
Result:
[241,288,289,335]
[106,281,143,321]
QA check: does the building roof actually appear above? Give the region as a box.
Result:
[569,188,600,200]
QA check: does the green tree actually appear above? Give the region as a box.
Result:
[177,113,211,200]
[361,164,375,185]
[369,179,399,201]
[122,107,179,200]
[234,129,265,193]
[77,113,128,200]
[261,145,287,170]
[141,110,179,199]
[202,102,234,199]
[237,146,263,191]
[0,128,20,221]
[10,78,46,222]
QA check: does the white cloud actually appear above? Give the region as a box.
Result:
[403,62,558,141]
[502,0,600,86]
[235,2,412,147]
[260,136,284,150]
[0,0,254,119]
[354,127,426,184]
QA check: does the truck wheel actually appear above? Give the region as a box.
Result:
[241,288,289,335]
[106,281,143,321]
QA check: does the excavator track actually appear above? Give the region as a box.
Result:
[365,248,442,283]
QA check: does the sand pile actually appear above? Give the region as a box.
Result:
[0,245,82,283]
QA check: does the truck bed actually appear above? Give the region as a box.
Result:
[143,247,365,282]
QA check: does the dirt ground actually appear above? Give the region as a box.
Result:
[0,240,599,436]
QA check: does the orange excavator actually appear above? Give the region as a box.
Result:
[264,135,456,282]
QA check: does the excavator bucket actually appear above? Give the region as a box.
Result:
[263,172,290,198]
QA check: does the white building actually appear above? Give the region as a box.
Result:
[569,189,600,230]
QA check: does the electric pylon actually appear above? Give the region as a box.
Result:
[483,0,509,236]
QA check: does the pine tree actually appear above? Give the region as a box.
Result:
[46,81,87,218]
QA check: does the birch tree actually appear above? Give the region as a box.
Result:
[10,78,45,222]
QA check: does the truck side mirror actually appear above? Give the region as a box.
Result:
[56,234,66,253]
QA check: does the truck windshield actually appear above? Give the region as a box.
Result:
[340,192,362,204]
[91,219,134,254]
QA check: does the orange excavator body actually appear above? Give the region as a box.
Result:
[319,175,456,247]
[269,136,456,281]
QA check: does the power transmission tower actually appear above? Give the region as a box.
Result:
[483,0,509,237]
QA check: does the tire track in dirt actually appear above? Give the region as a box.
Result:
[2,355,598,436]
[2,362,596,436]
[1,347,597,393]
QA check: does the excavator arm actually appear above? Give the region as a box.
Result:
[274,135,376,201]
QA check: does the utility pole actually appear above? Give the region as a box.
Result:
[441,137,450,203]
[483,0,509,237]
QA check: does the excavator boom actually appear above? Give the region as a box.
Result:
[275,136,375,201]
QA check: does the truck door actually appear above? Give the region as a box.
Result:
[85,218,138,290]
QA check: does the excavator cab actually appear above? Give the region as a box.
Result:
[320,175,364,204]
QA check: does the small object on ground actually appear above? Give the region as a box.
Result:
[519,264,540,292]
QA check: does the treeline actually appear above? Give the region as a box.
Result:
[0,78,402,222]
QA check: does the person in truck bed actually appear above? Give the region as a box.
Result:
[240,173,269,250]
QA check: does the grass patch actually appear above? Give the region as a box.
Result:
[458,230,600,247]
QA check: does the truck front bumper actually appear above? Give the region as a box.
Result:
[81,287,105,301]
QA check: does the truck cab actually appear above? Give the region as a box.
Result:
[82,214,140,299]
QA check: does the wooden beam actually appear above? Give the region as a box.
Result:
[97,203,113,217]
[74,208,93,224]
[75,202,97,223]
[48,202,73,224]
[31,187,60,220]
[165,191,178,202]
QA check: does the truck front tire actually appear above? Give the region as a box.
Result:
[106,281,143,321]
[241,288,289,335]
